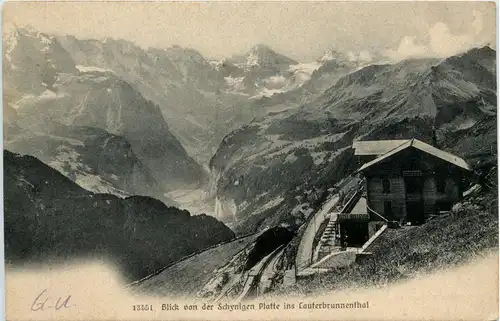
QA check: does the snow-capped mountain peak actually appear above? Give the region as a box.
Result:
[230,44,298,70]
[318,49,345,62]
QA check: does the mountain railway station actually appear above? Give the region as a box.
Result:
[296,138,475,277]
[338,138,473,247]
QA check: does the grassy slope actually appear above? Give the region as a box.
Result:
[132,233,261,298]
[291,186,498,295]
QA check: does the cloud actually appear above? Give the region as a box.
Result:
[428,22,473,57]
[385,36,428,61]
[264,75,288,89]
[472,9,484,36]
[385,9,492,61]
[347,51,373,63]
[358,51,373,63]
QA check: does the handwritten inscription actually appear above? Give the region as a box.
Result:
[31,289,74,311]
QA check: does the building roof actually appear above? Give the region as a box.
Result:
[352,140,410,156]
[358,138,471,172]
[350,196,367,214]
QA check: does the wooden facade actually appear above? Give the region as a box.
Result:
[337,139,471,248]
[361,147,467,225]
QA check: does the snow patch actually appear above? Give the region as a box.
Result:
[215,196,237,221]
[251,87,287,99]
[246,51,259,67]
[209,60,223,69]
[319,50,342,62]
[47,145,127,197]
[4,31,19,69]
[74,173,128,197]
[289,62,321,74]
[264,75,288,88]
[224,76,246,92]
[76,65,115,74]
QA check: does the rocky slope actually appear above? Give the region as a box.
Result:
[209,46,497,234]
[56,38,298,163]
[240,49,386,126]
[4,27,207,191]
[4,150,235,281]
[7,27,380,166]
[4,120,177,205]
[57,36,367,164]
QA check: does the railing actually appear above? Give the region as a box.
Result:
[366,204,389,222]
[337,213,370,222]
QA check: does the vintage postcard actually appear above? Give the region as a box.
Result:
[2,1,498,320]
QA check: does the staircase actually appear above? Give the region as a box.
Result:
[313,215,339,261]
[312,182,366,262]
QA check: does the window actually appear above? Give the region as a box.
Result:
[382,178,391,193]
[436,177,446,193]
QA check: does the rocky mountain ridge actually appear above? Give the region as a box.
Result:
[4,27,207,194]
[55,32,378,163]
[4,120,177,204]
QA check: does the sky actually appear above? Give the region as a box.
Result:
[3,1,497,62]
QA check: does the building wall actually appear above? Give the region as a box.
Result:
[366,175,461,222]
[445,177,460,202]
[422,177,436,218]
[362,148,467,223]
[366,176,406,221]
[390,177,407,220]
[434,176,461,211]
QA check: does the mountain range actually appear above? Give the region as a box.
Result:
[209,47,497,234]
[5,27,207,198]
[4,26,379,200]
[4,25,497,238]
